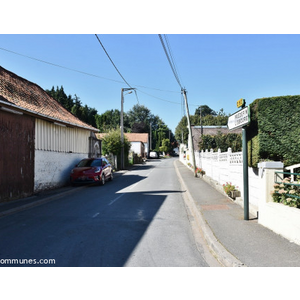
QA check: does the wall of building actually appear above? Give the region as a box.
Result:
[34,150,86,192]
[34,119,92,192]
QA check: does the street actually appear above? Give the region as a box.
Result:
[0,158,220,267]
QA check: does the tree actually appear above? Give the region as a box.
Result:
[195,105,217,117]
[102,129,131,169]
[159,139,172,154]
[126,104,152,133]
[198,132,242,152]
[175,116,188,144]
[95,109,121,132]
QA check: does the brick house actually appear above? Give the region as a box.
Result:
[0,66,99,202]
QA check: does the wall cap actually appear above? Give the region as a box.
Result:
[258,161,284,169]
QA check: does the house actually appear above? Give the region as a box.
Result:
[0,66,99,202]
[191,125,242,151]
[124,133,149,158]
[96,132,149,158]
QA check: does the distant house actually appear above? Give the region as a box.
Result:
[125,133,149,158]
[96,132,149,158]
[0,66,99,202]
[191,125,242,151]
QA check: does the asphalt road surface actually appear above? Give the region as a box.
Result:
[0,157,220,267]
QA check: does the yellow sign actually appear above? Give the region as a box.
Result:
[237,98,245,108]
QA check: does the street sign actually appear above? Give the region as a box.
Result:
[237,98,245,108]
[227,106,250,130]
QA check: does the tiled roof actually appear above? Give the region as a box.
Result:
[96,132,149,143]
[125,133,148,143]
[0,66,98,131]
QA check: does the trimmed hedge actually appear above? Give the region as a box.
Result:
[248,95,300,167]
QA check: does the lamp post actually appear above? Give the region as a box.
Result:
[120,87,135,169]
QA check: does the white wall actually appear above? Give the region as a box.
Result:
[34,150,86,192]
[130,142,141,155]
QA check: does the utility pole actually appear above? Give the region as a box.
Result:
[182,89,197,177]
[120,87,135,170]
[149,122,152,151]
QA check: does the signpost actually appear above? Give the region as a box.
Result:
[228,100,250,220]
[227,106,250,130]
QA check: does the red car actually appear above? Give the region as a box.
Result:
[70,157,113,186]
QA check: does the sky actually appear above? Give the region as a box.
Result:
[2,34,300,134]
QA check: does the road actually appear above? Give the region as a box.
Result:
[0,157,220,267]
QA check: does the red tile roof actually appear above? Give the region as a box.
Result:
[125,133,149,143]
[96,132,149,143]
[0,66,98,131]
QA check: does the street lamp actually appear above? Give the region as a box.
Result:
[120,87,135,169]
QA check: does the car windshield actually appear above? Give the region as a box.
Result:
[77,159,102,167]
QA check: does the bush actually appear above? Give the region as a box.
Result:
[102,129,131,169]
[272,177,300,208]
[199,132,242,152]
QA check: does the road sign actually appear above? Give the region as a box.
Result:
[227,106,250,130]
[237,98,245,108]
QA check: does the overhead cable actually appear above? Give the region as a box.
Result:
[158,34,183,89]
[94,34,141,104]
[94,34,132,88]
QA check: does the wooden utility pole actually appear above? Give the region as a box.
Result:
[182,89,197,177]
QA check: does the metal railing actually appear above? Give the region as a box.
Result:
[275,171,300,200]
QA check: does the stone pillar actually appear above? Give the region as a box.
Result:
[258,161,284,204]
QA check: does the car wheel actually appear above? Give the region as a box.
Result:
[101,174,105,185]
[109,171,113,181]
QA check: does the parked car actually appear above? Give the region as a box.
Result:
[149,151,159,158]
[70,157,113,186]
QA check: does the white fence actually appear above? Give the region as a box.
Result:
[180,145,260,214]
[180,144,300,246]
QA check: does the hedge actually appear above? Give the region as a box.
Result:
[247,95,300,167]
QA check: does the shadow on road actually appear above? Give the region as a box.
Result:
[0,165,184,267]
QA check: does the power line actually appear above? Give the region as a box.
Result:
[0,44,199,107]
[164,35,184,88]
[158,34,183,89]
[0,46,125,84]
[0,46,180,95]
[94,34,142,104]
[94,34,132,89]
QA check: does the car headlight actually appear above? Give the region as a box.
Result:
[94,167,101,173]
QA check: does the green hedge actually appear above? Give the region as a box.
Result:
[248,95,300,167]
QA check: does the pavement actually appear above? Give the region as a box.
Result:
[174,159,300,267]
[2,161,300,267]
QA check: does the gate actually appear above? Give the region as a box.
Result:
[0,111,35,202]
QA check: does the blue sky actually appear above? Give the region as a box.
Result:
[1,34,300,133]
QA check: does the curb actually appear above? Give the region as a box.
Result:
[174,160,246,267]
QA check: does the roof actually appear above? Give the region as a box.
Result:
[0,66,98,131]
[124,133,148,143]
[96,132,149,143]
